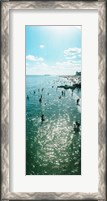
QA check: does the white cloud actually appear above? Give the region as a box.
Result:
[40,44,45,48]
[64,48,81,64]
[26,50,81,75]
[26,54,48,70]
[56,61,72,66]
[56,61,81,68]
[26,63,81,76]
[64,48,81,57]
[26,55,36,61]
[26,55,44,62]
[72,60,81,64]
[70,55,77,59]
[35,61,46,66]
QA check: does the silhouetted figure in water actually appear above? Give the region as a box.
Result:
[33,90,35,94]
[59,96,61,99]
[77,98,79,105]
[73,121,80,132]
[42,88,44,92]
[27,95,29,100]
[52,86,54,88]
[39,97,42,103]
[75,121,80,128]
[41,114,45,123]
[62,91,64,96]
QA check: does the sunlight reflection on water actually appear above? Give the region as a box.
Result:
[26,75,81,175]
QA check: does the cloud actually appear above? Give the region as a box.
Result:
[26,55,36,61]
[26,49,81,75]
[26,50,47,68]
[26,60,81,75]
[26,54,48,70]
[64,48,81,64]
[64,48,81,57]
[56,60,81,67]
[40,62,48,67]
[26,63,81,75]
[72,60,81,64]
[40,44,45,48]
[56,61,72,66]
[26,55,44,62]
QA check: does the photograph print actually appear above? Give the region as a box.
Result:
[26,26,81,175]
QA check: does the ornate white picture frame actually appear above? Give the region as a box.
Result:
[0,1,106,200]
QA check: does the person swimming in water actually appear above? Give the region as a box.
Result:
[27,95,29,100]
[73,121,81,132]
[41,114,45,123]
[75,121,80,128]
[77,98,79,105]
[39,97,42,103]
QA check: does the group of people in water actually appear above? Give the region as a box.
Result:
[27,84,81,129]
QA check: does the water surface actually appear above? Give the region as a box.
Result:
[26,75,81,175]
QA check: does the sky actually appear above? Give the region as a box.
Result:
[26,26,81,75]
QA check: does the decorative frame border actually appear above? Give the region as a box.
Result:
[0,1,106,200]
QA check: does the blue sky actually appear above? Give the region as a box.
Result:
[26,26,81,75]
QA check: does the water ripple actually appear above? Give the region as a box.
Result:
[26,76,81,175]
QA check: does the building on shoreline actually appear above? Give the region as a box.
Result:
[76,71,81,76]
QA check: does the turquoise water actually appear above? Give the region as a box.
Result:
[26,75,81,175]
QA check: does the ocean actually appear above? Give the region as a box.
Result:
[26,75,81,175]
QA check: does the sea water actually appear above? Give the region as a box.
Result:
[26,75,81,175]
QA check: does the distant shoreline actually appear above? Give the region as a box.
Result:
[26,74,81,84]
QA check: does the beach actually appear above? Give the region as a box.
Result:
[26,75,81,175]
